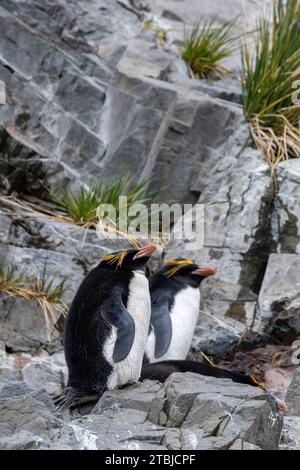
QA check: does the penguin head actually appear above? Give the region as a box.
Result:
[161,258,216,288]
[101,243,157,273]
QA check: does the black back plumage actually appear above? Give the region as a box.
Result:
[64,265,133,394]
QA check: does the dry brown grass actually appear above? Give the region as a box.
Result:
[0,266,67,342]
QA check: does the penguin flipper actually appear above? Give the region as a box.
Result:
[151,303,172,358]
[101,290,135,363]
[112,317,135,363]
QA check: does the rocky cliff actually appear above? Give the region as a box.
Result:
[0,0,299,450]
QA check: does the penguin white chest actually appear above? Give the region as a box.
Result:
[107,271,151,389]
[150,286,200,362]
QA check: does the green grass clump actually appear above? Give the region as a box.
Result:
[52,176,158,229]
[181,18,238,78]
[241,0,300,167]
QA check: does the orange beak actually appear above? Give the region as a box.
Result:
[133,243,157,260]
[191,266,216,277]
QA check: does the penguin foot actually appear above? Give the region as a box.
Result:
[53,388,100,410]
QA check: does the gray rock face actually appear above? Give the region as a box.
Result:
[0,79,5,104]
[274,160,300,254]
[255,254,300,341]
[191,309,242,360]
[0,125,64,197]
[280,416,300,450]
[0,368,284,450]
[0,0,256,207]
[0,295,62,353]
[148,94,249,204]
[0,0,274,368]
[285,368,300,416]
[22,353,67,394]
[0,380,86,450]
[0,0,298,452]
[148,372,283,450]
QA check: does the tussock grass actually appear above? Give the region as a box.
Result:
[181,18,238,78]
[52,176,155,226]
[51,176,162,246]
[241,0,300,169]
[0,265,67,341]
[0,175,164,249]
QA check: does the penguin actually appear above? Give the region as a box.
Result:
[140,360,265,389]
[144,259,216,363]
[54,243,157,409]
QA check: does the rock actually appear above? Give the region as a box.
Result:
[0,343,21,383]
[0,0,270,215]
[147,372,283,450]
[93,380,164,414]
[22,353,67,394]
[0,295,62,353]
[285,368,300,416]
[0,347,67,392]
[0,369,284,450]
[0,381,56,437]
[0,430,48,450]
[0,207,130,269]
[72,408,159,450]
[0,124,65,197]
[118,38,174,79]
[148,95,249,204]
[0,0,295,451]
[199,278,257,329]
[150,0,268,31]
[228,438,261,450]
[0,79,5,104]
[274,159,300,254]
[190,309,242,360]
[280,416,300,450]
[0,210,11,241]
[255,254,300,342]
[174,77,242,104]
[0,380,89,449]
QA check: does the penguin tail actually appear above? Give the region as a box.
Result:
[53,387,101,410]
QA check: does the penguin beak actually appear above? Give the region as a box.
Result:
[191,266,216,277]
[133,243,157,260]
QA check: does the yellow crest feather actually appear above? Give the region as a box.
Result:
[103,250,126,269]
[165,259,194,277]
